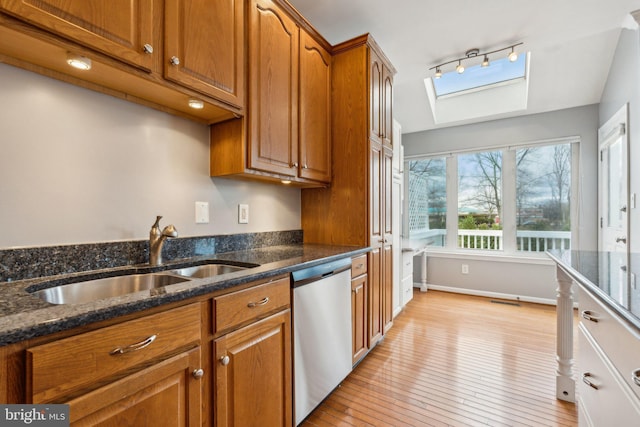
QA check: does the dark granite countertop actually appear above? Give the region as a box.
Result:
[0,244,369,346]
[547,249,640,331]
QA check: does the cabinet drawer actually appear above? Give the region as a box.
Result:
[214,276,290,333]
[402,253,413,278]
[577,325,640,426]
[351,255,367,277]
[577,285,640,399]
[27,303,202,403]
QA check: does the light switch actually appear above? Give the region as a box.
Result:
[195,201,209,223]
[238,204,249,224]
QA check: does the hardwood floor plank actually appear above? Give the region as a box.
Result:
[301,290,578,427]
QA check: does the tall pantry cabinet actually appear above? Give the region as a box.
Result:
[302,34,396,359]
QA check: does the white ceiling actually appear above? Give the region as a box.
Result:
[288,0,640,134]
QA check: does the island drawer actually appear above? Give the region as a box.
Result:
[27,303,202,403]
[577,285,640,399]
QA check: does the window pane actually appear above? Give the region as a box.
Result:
[408,158,446,246]
[516,144,571,252]
[458,151,502,250]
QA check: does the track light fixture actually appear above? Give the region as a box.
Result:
[429,42,523,76]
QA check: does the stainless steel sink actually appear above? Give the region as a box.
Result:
[30,273,190,305]
[170,264,247,279]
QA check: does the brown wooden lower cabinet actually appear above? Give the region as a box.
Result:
[66,347,202,426]
[351,273,367,365]
[214,309,292,427]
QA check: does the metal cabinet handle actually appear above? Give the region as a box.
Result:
[632,369,640,387]
[192,368,204,379]
[170,56,180,66]
[356,263,364,270]
[303,164,308,169]
[352,285,363,294]
[581,310,599,323]
[220,355,230,366]
[616,237,627,244]
[142,43,153,54]
[110,334,157,355]
[582,372,599,390]
[247,297,269,308]
[621,205,628,212]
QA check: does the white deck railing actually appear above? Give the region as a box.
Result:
[411,229,571,252]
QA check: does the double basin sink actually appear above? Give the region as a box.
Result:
[30,263,254,305]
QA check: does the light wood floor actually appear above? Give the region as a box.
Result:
[303,290,578,427]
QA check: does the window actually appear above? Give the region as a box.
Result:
[407,139,576,254]
[408,157,446,247]
[432,55,527,98]
[516,144,571,252]
[458,151,502,250]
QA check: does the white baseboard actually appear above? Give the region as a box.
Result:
[424,284,559,306]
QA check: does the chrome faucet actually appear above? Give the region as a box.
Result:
[149,215,178,266]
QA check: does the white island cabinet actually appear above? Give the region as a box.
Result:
[549,250,640,426]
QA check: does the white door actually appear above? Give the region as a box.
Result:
[598,104,629,301]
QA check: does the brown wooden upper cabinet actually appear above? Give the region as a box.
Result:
[165,0,245,109]
[247,0,299,177]
[299,29,331,183]
[210,0,331,186]
[0,0,156,71]
[0,0,245,114]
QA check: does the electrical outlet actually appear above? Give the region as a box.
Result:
[238,204,249,224]
[195,201,209,224]
[461,264,469,274]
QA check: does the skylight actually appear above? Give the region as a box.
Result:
[433,54,527,98]
[424,52,531,125]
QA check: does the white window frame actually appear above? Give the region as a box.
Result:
[405,136,580,257]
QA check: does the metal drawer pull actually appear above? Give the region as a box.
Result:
[110,334,157,355]
[632,369,640,387]
[192,368,204,379]
[220,355,230,366]
[247,297,269,308]
[581,310,599,323]
[582,372,599,390]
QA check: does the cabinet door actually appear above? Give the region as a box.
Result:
[66,347,203,426]
[299,29,331,183]
[248,0,299,177]
[165,0,245,108]
[0,0,155,70]
[214,310,292,427]
[382,66,394,148]
[351,274,368,365]
[369,50,382,142]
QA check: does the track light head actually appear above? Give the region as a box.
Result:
[456,61,464,74]
[435,67,442,79]
[508,47,518,62]
[481,55,490,67]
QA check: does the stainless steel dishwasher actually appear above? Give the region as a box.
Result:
[291,257,353,425]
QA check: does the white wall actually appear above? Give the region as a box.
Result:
[0,64,301,248]
[402,105,599,301]
[599,27,640,255]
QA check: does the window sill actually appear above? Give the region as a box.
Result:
[424,248,556,265]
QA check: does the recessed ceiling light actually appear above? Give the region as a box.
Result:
[66,53,91,71]
[188,99,204,109]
